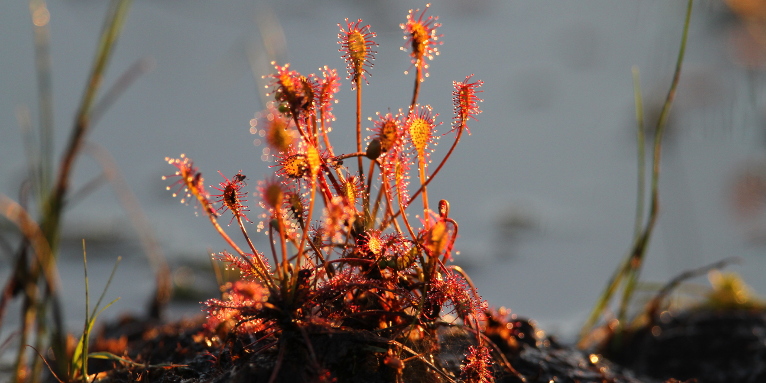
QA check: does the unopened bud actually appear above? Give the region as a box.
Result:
[366,139,382,160]
[438,199,450,218]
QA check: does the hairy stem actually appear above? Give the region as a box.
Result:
[417,159,430,216]
[237,215,275,289]
[356,78,364,180]
[406,118,465,209]
[410,62,422,109]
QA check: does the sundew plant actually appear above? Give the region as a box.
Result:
[165,4,492,381]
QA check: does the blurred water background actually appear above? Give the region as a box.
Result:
[2,0,766,338]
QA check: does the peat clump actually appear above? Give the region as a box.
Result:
[605,308,766,383]
[93,311,668,383]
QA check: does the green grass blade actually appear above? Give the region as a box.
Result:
[632,66,646,243]
[42,0,133,253]
[578,0,693,347]
[28,0,55,202]
[91,256,122,319]
[88,351,188,369]
[71,245,121,382]
[81,240,90,381]
[617,0,693,326]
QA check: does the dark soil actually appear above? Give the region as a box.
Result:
[86,306,766,382]
[87,312,675,383]
[605,308,766,383]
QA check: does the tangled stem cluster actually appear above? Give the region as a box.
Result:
[166,4,490,382]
